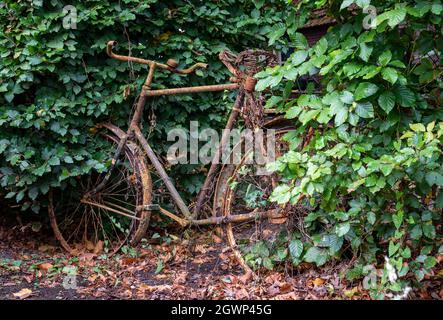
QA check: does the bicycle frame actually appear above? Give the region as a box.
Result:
[97,41,281,227]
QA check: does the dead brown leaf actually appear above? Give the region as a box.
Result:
[38,245,55,253]
[13,288,33,300]
[239,270,253,284]
[85,240,95,251]
[38,262,53,272]
[93,240,104,254]
[121,257,139,266]
[313,278,325,287]
[212,234,223,244]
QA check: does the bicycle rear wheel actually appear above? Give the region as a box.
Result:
[213,129,292,271]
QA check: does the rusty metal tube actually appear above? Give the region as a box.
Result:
[193,91,244,216]
[107,41,208,74]
[190,209,283,226]
[143,83,239,97]
[132,126,193,220]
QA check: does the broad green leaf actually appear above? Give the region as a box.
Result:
[423,224,436,239]
[354,82,379,100]
[334,104,349,126]
[381,67,398,84]
[304,247,328,266]
[394,85,415,107]
[358,43,373,62]
[340,91,354,104]
[289,239,303,258]
[378,91,396,114]
[314,38,328,56]
[299,109,320,125]
[392,211,404,229]
[425,172,443,187]
[291,50,308,66]
[336,222,350,237]
[378,50,392,66]
[355,102,374,118]
[292,32,308,50]
[409,123,426,132]
[388,241,400,256]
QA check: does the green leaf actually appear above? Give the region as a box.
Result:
[268,25,286,45]
[291,50,308,66]
[5,192,16,199]
[354,82,379,101]
[292,32,309,50]
[263,257,274,270]
[409,123,426,132]
[47,39,64,49]
[334,104,349,126]
[378,50,392,66]
[394,85,415,107]
[392,211,404,229]
[289,239,303,259]
[286,106,302,119]
[336,222,350,237]
[386,8,407,28]
[340,91,354,104]
[304,247,328,266]
[299,109,320,125]
[424,256,437,269]
[314,38,328,56]
[355,102,374,118]
[388,241,400,256]
[367,212,376,225]
[410,225,422,240]
[255,77,273,92]
[425,172,443,187]
[377,8,407,28]
[378,91,396,114]
[358,43,373,62]
[270,185,291,204]
[381,67,398,84]
[423,224,436,239]
[48,157,60,166]
[28,187,39,201]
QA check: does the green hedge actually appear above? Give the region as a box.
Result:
[0,0,290,212]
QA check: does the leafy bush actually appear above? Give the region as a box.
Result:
[257,0,442,297]
[0,0,290,211]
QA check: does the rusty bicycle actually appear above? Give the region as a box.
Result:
[49,41,296,271]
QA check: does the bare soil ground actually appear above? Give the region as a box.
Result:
[0,214,441,300]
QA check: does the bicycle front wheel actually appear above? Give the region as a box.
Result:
[49,124,152,255]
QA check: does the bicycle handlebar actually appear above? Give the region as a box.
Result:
[106,41,208,74]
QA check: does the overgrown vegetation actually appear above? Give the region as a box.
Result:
[255,0,442,298]
[1,0,441,300]
[0,0,289,210]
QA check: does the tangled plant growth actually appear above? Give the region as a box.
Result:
[255,0,442,298]
[0,0,291,210]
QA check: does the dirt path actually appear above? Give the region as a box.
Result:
[0,220,440,300]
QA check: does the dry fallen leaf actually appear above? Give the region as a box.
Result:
[212,234,223,244]
[38,262,54,272]
[88,274,98,283]
[93,240,104,255]
[344,286,359,299]
[13,288,33,300]
[86,240,95,251]
[121,257,138,266]
[313,278,325,287]
[239,270,253,284]
[38,245,55,253]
